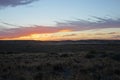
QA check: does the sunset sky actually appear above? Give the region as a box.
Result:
[0,0,120,41]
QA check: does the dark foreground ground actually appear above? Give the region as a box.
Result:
[0,40,120,80]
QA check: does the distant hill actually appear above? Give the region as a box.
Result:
[0,40,120,44]
[0,40,120,53]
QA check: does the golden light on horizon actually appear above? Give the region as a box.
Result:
[59,29,72,32]
[0,28,120,41]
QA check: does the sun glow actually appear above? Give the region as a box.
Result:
[0,28,120,41]
[59,29,72,32]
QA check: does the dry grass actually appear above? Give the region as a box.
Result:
[0,50,120,80]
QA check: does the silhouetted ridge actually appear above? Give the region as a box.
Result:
[0,40,120,53]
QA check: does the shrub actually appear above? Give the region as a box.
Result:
[53,64,64,72]
[110,53,120,61]
[85,54,95,59]
[89,50,97,54]
[36,66,42,71]
[60,54,69,57]
[114,69,120,75]
[34,72,43,80]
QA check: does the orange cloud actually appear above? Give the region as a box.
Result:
[0,26,73,40]
[0,26,61,39]
[1,30,120,41]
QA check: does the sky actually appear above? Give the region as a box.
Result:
[0,0,120,41]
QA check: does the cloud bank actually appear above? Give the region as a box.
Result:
[0,0,39,8]
[0,26,65,38]
[56,17,120,31]
[0,17,120,39]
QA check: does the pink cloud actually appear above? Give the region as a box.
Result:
[0,26,70,39]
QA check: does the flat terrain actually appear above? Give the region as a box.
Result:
[0,40,120,80]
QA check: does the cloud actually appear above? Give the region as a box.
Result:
[0,17,120,39]
[0,0,39,8]
[56,17,120,31]
[95,32,118,35]
[112,35,120,39]
[0,20,22,28]
[0,26,69,39]
[108,32,118,34]
[62,34,77,37]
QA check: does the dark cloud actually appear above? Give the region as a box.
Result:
[0,0,39,8]
[108,32,118,34]
[112,35,120,39]
[0,20,23,28]
[62,34,77,37]
[95,32,118,35]
[56,17,120,31]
